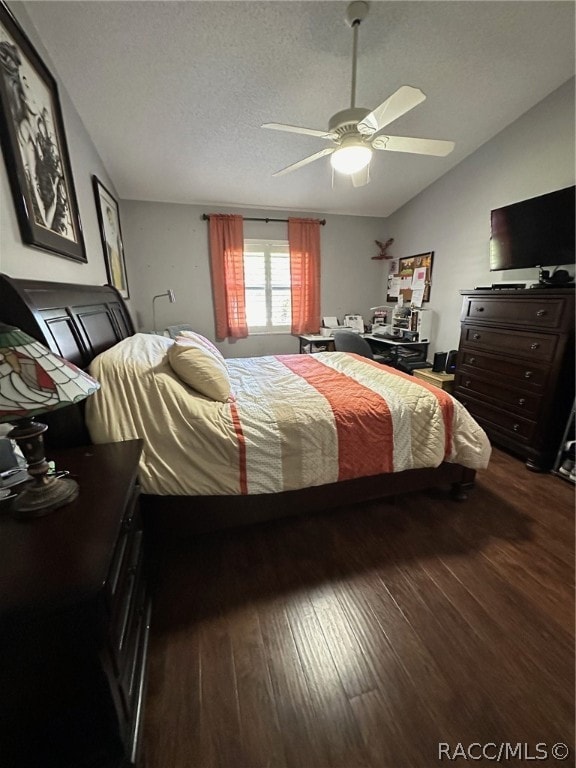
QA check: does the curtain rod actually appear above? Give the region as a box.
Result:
[202,214,326,225]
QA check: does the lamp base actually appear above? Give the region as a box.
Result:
[11,476,79,519]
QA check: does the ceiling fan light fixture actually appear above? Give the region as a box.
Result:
[330,141,372,174]
[264,3,454,182]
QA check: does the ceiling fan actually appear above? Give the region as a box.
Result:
[262,1,455,187]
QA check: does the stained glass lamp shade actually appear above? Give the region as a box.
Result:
[0,324,100,517]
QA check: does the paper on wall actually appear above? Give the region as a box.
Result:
[411,267,427,289]
[400,276,412,292]
[388,276,401,297]
[411,288,424,307]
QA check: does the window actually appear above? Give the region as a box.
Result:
[244,239,291,333]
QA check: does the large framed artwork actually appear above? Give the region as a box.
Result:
[92,175,129,299]
[0,2,86,262]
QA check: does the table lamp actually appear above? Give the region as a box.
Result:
[0,324,100,518]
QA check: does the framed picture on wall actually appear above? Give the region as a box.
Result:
[0,1,86,262]
[92,175,129,299]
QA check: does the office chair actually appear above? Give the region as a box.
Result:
[332,330,390,364]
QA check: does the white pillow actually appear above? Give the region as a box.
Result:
[167,340,231,402]
[175,330,224,360]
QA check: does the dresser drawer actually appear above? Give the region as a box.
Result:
[119,582,149,720]
[455,373,542,417]
[458,349,549,389]
[462,325,557,362]
[107,484,140,605]
[457,398,536,443]
[463,296,566,329]
[110,527,144,670]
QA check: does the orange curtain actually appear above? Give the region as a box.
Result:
[208,214,248,340]
[288,218,321,334]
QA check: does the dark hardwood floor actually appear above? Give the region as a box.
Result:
[143,447,575,767]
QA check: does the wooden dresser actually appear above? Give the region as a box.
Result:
[0,440,150,768]
[454,288,575,471]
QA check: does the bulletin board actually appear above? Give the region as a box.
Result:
[386,251,434,304]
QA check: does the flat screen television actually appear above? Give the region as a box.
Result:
[489,186,575,271]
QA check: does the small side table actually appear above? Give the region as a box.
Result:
[297,334,335,353]
[413,368,455,393]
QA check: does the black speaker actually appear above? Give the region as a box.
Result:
[432,352,447,373]
[445,350,458,373]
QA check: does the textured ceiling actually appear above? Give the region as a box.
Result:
[23,1,575,217]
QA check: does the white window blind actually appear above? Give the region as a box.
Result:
[244,239,291,333]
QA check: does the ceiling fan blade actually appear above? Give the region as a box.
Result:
[372,135,455,156]
[272,147,335,177]
[357,86,426,136]
[262,122,337,140]
[351,165,370,187]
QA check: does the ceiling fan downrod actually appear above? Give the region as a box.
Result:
[346,1,369,109]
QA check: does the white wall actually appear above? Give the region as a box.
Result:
[0,2,119,290]
[381,78,575,359]
[120,201,388,357]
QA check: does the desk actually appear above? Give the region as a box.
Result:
[297,334,335,353]
[364,334,429,368]
[297,333,430,370]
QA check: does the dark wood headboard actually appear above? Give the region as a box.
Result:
[0,274,135,446]
[0,274,134,367]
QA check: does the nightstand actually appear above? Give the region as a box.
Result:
[0,440,149,768]
[413,368,455,393]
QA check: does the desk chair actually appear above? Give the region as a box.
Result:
[332,330,390,364]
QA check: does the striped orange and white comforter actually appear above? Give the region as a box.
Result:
[86,334,490,496]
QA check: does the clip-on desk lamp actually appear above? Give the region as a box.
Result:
[152,289,176,333]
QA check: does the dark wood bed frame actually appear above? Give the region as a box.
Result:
[0,273,476,536]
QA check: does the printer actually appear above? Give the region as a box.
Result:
[320,316,341,337]
[343,314,364,333]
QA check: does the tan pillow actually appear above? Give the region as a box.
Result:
[167,340,231,402]
[175,330,224,360]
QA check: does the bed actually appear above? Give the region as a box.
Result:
[0,273,490,535]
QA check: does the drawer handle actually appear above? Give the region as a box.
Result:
[122,516,134,532]
[518,398,526,406]
[473,333,481,340]
[536,309,547,317]
[530,342,540,350]
[465,380,471,388]
[468,357,476,364]
[512,424,520,432]
[524,371,533,379]
[474,306,485,312]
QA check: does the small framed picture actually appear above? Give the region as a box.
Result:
[92,175,129,299]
